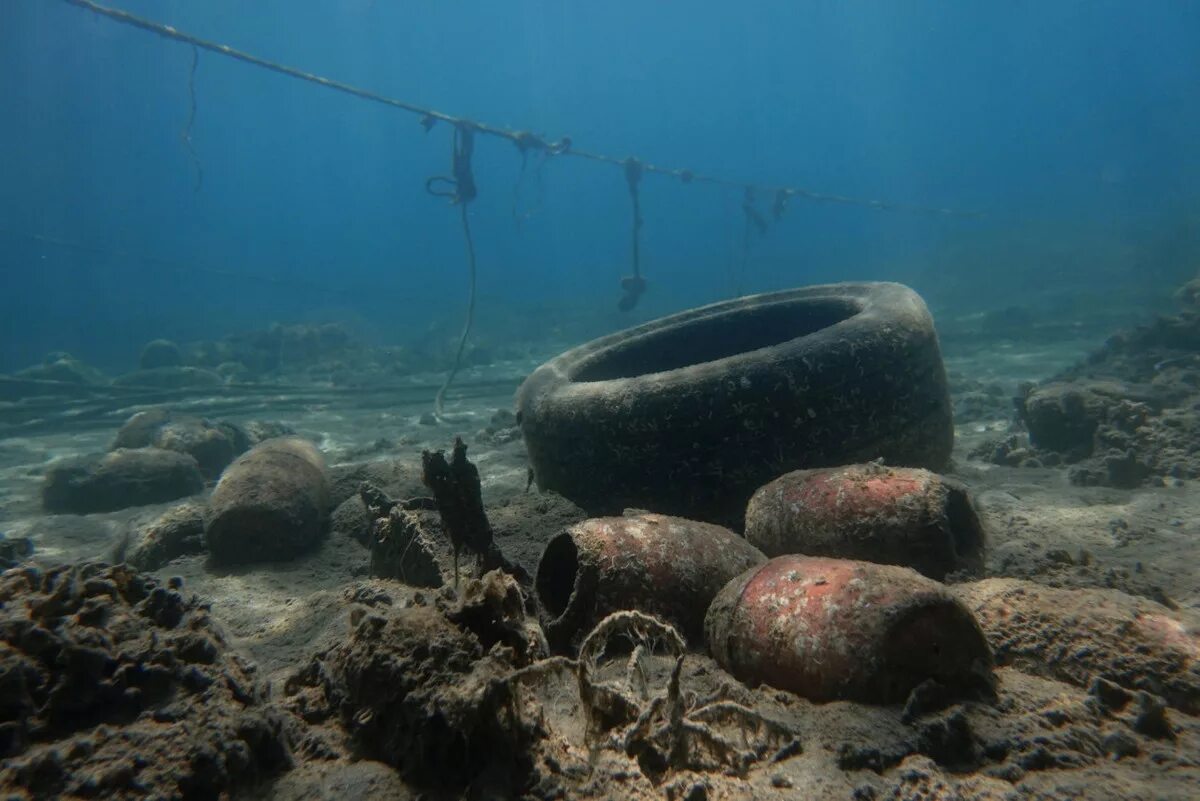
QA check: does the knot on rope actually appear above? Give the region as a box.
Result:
[624,156,644,200]
[426,122,477,205]
[512,130,542,154]
[513,130,571,157]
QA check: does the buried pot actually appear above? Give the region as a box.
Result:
[745,463,985,580]
[205,437,330,565]
[705,556,993,704]
[535,513,765,649]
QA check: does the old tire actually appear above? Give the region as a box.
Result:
[515,282,952,527]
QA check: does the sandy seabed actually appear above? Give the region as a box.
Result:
[0,327,1197,800]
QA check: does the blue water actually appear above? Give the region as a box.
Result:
[2,1,1199,371]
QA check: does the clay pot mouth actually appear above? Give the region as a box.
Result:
[945,483,987,567]
[535,532,580,620]
[877,599,993,702]
[571,296,861,382]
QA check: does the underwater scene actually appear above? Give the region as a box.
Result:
[2,2,1200,799]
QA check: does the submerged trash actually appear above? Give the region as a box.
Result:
[516,282,953,527]
[745,463,985,580]
[535,512,765,648]
[205,437,330,565]
[705,556,993,704]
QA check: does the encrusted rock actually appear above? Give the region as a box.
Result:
[42,448,204,515]
[284,571,544,794]
[138,339,183,370]
[953,578,1200,714]
[126,501,208,571]
[0,563,291,798]
[368,508,446,587]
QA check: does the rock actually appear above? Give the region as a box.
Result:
[112,366,223,390]
[1132,692,1174,740]
[205,438,330,565]
[117,411,239,479]
[240,420,295,447]
[368,508,447,587]
[1067,448,1152,489]
[111,408,174,449]
[215,360,253,382]
[112,410,288,480]
[1019,380,1162,459]
[488,491,588,579]
[154,419,239,479]
[138,338,183,369]
[1173,276,1200,307]
[953,578,1200,714]
[0,533,33,569]
[328,459,425,508]
[216,323,354,375]
[1020,382,1111,456]
[282,573,544,794]
[476,408,522,446]
[126,502,208,571]
[42,448,204,514]
[12,354,106,387]
[331,495,372,547]
[0,563,290,797]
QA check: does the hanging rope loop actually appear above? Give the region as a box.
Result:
[624,156,643,203]
[180,45,203,193]
[426,122,478,205]
[430,123,482,420]
[742,187,768,235]
[618,157,647,312]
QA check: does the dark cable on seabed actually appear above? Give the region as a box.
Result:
[57,0,982,219]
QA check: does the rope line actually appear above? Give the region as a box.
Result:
[431,202,478,419]
[180,44,203,193]
[619,158,647,311]
[59,0,981,219]
[428,125,480,420]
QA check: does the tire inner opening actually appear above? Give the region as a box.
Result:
[573,297,859,381]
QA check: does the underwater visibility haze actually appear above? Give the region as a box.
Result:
[1,2,1199,799]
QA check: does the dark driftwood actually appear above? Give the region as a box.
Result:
[421,437,528,586]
